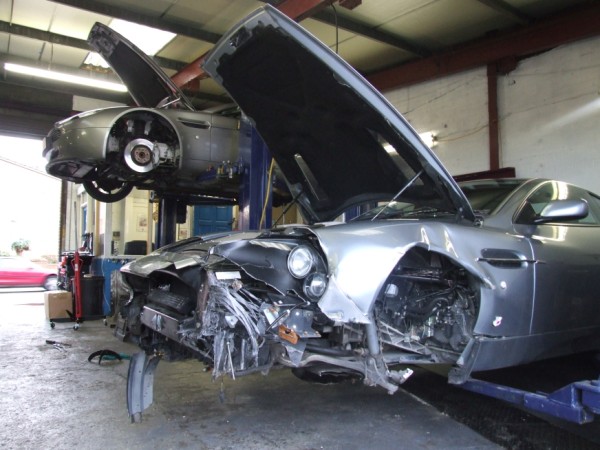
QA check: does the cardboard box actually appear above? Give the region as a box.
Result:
[44,290,73,320]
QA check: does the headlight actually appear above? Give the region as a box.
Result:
[303,273,328,300]
[287,245,315,278]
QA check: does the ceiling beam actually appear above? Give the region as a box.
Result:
[0,50,227,107]
[0,21,186,72]
[312,8,431,57]
[273,0,335,21]
[366,3,600,92]
[0,20,89,51]
[267,0,430,55]
[0,74,228,110]
[171,0,335,88]
[50,0,428,60]
[49,0,222,43]
[476,0,533,25]
[0,76,131,105]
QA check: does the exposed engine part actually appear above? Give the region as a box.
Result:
[374,249,479,360]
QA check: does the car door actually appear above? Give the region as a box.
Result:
[0,258,14,286]
[515,181,600,334]
[0,258,26,286]
[22,261,43,286]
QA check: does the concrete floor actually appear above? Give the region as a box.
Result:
[0,289,503,450]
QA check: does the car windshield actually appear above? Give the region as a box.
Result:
[351,178,525,221]
[351,202,456,221]
[459,179,525,214]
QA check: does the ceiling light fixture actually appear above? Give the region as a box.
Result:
[4,62,127,92]
[419,131,437,148]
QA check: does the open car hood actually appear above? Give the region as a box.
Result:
[202,5,474,223]
[88,22,195,110]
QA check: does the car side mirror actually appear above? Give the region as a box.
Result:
[534,199,589,224]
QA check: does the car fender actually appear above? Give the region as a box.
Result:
[312,220,535,334]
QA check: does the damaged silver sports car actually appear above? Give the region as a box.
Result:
[112,5,600,420]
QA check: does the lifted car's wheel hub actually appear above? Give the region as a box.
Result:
[124,138,158,173]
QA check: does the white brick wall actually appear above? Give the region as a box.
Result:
[384,68,489,175]
[384,35,600,193]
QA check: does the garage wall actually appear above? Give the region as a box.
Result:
[384,35,600,193]
[385,67,489,176]
[499,37,600,191]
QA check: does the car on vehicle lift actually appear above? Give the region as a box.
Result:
[105,6,600,421]
[42,22,241,203]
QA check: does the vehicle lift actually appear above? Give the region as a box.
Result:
[153,118,272,248]
[461,376,600,424]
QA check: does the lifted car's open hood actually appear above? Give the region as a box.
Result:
[88,23,195,110]
[202,5,475,223]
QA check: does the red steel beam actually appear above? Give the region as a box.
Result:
[487,63,499,171]
[367,3,600,92]
[276,0,334,22]
[171,0,334,88]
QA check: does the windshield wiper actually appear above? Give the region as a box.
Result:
[371,169,424,222]
[400,206,453,218]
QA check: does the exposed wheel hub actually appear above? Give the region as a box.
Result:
[124,138,158,173]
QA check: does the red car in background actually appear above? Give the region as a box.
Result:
[0,257,57,290]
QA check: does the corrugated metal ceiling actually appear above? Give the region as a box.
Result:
[0,0,596,110]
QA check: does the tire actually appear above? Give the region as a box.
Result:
[83,179,134,203]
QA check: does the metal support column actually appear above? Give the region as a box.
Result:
[487,63,500,171]
[237,118,273,231]
[157,197,177,247]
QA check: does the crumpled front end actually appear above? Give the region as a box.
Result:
[115,223,483,420]
[115,228,351,380]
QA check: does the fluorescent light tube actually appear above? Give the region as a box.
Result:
[4,62,127,92]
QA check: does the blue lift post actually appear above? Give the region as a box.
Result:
[237,118,272,231]
[460,376,600,424]
[156,197,178,247]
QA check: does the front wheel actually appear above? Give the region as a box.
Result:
[83,178,134,203]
